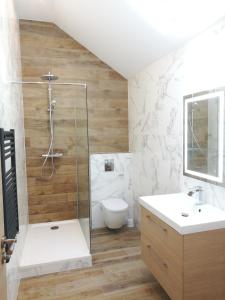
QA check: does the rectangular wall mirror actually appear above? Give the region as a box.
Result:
[184,88,224,184]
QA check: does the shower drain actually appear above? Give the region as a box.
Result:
[50,226,59,230]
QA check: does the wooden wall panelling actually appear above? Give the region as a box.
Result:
[19,20,128,223]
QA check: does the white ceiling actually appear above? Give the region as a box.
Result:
[14,0,225,78]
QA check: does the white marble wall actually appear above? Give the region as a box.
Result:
[129,16,225,226]
[0,1,28,299]
[90,153,133,229]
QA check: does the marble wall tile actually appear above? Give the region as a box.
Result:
[0,1,28,299]
[90,153,133,229]
[129,16,225,226]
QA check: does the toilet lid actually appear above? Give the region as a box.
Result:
[101,198,128,212]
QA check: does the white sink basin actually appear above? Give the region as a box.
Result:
[139,193,225,234]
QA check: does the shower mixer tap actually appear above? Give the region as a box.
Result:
[48,100,57,112]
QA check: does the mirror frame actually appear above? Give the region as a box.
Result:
[183,88,225,184]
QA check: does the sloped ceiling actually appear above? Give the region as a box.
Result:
[15,0,225,78]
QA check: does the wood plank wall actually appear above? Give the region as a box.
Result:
[19,20,128,223]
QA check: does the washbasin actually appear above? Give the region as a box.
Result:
[181,203,216,217]
[139,193,225,234]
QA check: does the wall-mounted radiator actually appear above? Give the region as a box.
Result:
[0,129,19,263]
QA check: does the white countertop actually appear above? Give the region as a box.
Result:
[139,193,225,234]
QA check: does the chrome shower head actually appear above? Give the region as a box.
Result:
[41,72,58,81]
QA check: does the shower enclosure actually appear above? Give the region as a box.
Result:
[16,73,91,277]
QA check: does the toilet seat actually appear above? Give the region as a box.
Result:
[102,198,128,212]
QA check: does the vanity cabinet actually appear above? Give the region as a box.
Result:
[141,207,225,300]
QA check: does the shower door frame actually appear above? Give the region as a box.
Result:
[75,85,91,251]
[13,80,91,252]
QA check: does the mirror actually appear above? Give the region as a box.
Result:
[184,89,224,184]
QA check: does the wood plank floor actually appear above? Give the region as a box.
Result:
[18,228,170,300]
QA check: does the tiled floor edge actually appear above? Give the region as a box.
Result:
[20,255,92,279]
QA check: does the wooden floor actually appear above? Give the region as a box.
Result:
[18,228,170,300]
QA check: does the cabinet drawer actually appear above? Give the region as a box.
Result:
[141,207,183,264]
[141,234,183,300]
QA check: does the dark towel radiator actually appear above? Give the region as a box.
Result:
[0,128,19,263]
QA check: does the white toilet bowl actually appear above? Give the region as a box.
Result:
[101,198,128,229]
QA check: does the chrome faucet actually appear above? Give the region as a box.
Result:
[187,186,204,205]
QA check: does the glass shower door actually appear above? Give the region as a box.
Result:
[53,84,91,251]
[75,88,90,250]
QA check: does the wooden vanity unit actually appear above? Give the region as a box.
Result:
[141,207,225,300]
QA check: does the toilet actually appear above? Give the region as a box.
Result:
[101,198,128,229]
